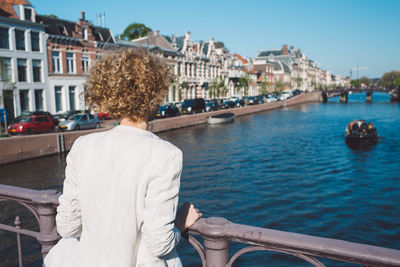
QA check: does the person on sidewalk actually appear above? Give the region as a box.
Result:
[44,48,202,267]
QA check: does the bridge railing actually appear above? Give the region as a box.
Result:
[1,184,400,266]
[0,184,60,266]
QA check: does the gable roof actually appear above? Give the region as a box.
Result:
[36,14,115,44]
[0,0,32,19]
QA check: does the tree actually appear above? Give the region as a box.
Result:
[350,79,361,88]
[275,80,285,94]
[238,75,251,96]
[209,76,225,98]
[119,23,152,41]
[259,77,270,95]
[359,76,371,87]
[380,71,400,89]
[310,79,317,90]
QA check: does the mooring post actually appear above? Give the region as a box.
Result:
[366,91,372,103]
[340,92,348,103]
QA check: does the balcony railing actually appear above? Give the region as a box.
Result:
[1,184,400,266]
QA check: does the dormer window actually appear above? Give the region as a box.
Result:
[24,8,32,22]
[18,5,35,22]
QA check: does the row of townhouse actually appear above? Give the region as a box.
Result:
[125,30,255,103]
[0,1,348,121]
[0,0,117,121]
[253,45,350,92]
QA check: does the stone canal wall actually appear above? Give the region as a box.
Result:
[0,92,321,165]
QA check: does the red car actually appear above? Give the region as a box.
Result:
[8,115,56,135]
[96,112,110,120]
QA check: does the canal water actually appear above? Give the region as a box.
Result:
[0,92,399,266]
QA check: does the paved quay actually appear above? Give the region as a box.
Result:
[0,92,321,165]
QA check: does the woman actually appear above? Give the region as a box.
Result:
[44,49,202,267]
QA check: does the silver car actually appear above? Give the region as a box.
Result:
[58,113,100,131]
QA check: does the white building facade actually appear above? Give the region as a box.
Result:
[0,4,49,120]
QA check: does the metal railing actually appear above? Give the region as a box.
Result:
[0,184,60,266]
[1,184,400,266]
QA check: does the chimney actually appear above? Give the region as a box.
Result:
[290,45,294,50]
[80,11,85,21]
[155,30,160,36]
[297,49,301,57]
[282,44,288,55]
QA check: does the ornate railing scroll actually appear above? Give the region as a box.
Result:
[187,217,400,267]
[0,184,61,266]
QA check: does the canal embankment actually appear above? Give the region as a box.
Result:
[0,92,321,165]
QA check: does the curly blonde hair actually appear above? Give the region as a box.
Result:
[85,48,172,121]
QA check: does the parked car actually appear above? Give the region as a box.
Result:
[220,100,235,109]
[257,95,265,104]
[182,98,206,114]
[13,111,58,125]
[8,115,56,135]
[247,96,259,105]
[292,89,302,95]
[205,99,220,112]
[265,94,276,103]
[234,98,245,107]
[53,110,83,122]
[156,104,180,118]
[280,91,292,100]
[96,112,111,120]
[58,113,100,131]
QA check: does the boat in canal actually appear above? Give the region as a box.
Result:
[207,112,235,124]
[345,132,378,148]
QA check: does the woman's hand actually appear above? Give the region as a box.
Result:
[175,202,202,234]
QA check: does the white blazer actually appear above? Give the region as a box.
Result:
[44,125,183,267]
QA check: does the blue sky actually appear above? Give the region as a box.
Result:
[35,0,399,78]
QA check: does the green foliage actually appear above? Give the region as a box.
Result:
[44,14,59,19]
[359,76,371,86]
[380,71,400,88]
[180,82,189,89]
[295,77,302,87]
[350,80,361,88]
[259,77,270,95]
[275,79,285,94]
[209,76,225,98]
[310,79,317,89]
[238,75,251,96]
[119,23,152,41]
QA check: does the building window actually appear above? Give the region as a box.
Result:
[19,90,29,112]
[31,32,40,51]
[69,86,76,110]
[54,86,62,112]
[35,89,43,111]
[66,52,75,74]
[81,56,89,73]
[32,60,41,82]
[15,30,25,51]
[17,59,27,82]
[82,28,87,40]
[0,57,11,82]
[24,8,33,22]
[52,51,61,73]
[0,28,9,49]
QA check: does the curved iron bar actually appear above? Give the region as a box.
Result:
[226,245,325,267]
[188,217,400,267]
[0,198,40,223]
[182,232,206,267]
